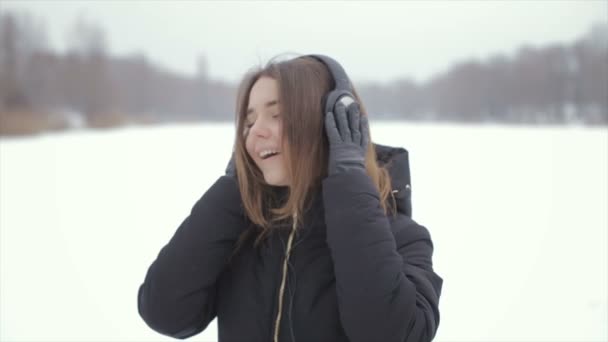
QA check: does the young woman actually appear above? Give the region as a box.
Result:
[137,54,443,342]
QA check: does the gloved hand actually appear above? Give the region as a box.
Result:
[324,98,370,176]
[225,151,236,178]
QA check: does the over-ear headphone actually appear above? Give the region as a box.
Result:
[305,54,358,114]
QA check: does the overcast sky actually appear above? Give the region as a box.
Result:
[2,0,607,83]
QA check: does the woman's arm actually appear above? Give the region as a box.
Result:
[137,175,246,338]
[323,169,443,342]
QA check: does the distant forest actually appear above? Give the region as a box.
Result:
[1,10,606,136]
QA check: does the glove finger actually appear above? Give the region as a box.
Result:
[325,111,342,145]
[360,114,370,149]
[335,101,351,143]
[348,103,361,145]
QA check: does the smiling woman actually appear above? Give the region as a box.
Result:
[230,55,397,243]
[137,54,443,342]
[243,78,289,187]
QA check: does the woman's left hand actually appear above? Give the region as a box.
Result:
[325,99,370,176]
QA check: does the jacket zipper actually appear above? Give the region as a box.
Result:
[272,213,298,342]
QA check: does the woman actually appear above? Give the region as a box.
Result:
[137,54,443,342]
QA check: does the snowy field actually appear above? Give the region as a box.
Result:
[1,122,606,341]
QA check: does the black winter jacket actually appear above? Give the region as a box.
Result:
[137,143,443,342]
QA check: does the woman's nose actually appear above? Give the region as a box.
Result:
[249,120,271,138]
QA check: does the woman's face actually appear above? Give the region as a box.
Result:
[245,76,290,187]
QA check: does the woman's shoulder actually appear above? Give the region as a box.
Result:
[191,175,244,216]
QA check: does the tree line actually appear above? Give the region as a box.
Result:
[1,10,606,135]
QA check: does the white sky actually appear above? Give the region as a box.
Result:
[2,0,607,83]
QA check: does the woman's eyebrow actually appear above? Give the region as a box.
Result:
[246,100,280,115]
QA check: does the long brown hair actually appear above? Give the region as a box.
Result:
[232,55,394,250]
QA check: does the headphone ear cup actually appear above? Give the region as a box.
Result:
[321,93,329,115]
[338,96,355,108]
[324,89,356,114]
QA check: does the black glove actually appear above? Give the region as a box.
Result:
[324,98,370,176]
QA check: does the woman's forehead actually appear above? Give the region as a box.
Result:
[247,77,280,113]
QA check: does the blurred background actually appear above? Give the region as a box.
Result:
[0,1,606,341]
[1,1,607,132]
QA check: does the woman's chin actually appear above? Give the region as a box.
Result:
[264,175,289,187]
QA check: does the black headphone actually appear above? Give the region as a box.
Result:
[305,54,358,114]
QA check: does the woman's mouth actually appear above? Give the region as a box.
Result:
[261,152,280,161]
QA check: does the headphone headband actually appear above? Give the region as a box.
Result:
[307,54,354,93]
[305,54,357,114]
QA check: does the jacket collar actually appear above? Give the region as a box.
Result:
[265,143,413,216]
[374,143,412,217]
[374,143,411,191]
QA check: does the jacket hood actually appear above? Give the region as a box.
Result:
[374,143,413,217]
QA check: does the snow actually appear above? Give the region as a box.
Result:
[1,122,606,341]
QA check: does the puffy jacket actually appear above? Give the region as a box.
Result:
[137,143,443,342]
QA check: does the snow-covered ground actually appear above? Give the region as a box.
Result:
[1,122,606,341]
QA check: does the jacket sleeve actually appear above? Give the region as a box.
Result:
[137,176,246,339]
[322,169,443,342]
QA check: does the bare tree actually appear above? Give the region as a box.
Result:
[0,11,48,110]
[65,14,113,125]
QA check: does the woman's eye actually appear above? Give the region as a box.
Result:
[245,114,278,128]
